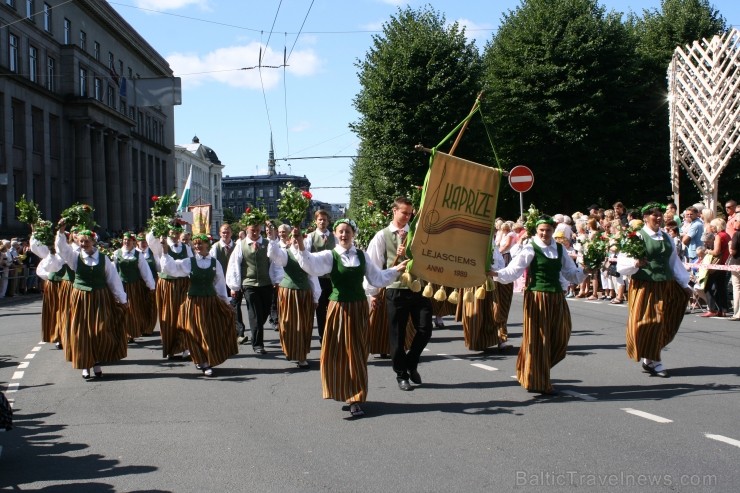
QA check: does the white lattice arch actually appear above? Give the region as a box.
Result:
[668,28,740,212]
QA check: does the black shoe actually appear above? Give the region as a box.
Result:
[54,341,62,350]
[253,346,266,355]
[641,362,657,375]
[655,369,670,378]
[237,335,249,345]
[397,379,412,391]
[409,369,422,385]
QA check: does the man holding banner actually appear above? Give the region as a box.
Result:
[366,197,433,391]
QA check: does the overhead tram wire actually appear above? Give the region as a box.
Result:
[258,1,284,144]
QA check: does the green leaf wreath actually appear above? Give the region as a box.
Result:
[147,192,180,237]
[278,183,312,228]
[61,203,97,230]
[240,203,270,229]
[16,195,41,225]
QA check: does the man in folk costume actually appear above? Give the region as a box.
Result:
[366,196,433,391]
[147,225,193,359]
[225,215,273,355]
[304,209,335,343]
[135,233,159,336]
[616,203,691,378]
[493,215,585,395]
[114,232,156,342]
[209,223,246,341]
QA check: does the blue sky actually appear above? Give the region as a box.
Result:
[109,0,740,205]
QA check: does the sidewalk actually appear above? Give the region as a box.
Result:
[0,292,42,308]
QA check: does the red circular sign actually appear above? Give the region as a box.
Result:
[508,165,534,193]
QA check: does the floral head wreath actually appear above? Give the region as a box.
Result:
[334,218,357,232]
[77,229,93,238]
[192,233,210,243]
[640,202,666,215]
[240,205,270,227]
[169,224,184,233]
[122,231,135,239]
[135,234,146,241]
[535,215,556,227]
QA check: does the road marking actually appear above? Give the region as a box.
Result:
[471,363,498,371]
[31,346,41,352]
[621,408,673,423]
[25,353,36,359]
[436,353,463,361]
[5,383,19,393]
[562,390,597,401]
[17,362,29,369]
[705,434,740,449]
[11,371,24,380]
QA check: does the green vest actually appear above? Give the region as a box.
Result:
[631,230,674,282]
[73,253,107,292]
[240,240,272,288]
[280,248,311,291]
[159,244,189,280]
[311,230,336,279]
[48,263,74,283]
[213,241,233,275]
[329,250,366,302]
[140,248,157,280]
[382,227,406,290]
[115,249,141,284]
[526,242,563,293]
[188,257,217,297]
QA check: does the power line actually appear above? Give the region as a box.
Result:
[275,155,358,161]
[287,0,315,62]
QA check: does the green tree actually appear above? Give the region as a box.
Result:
[349,5,485,214]
[482,0,640,216]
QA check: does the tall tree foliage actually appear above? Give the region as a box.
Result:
[349,6,484,213]
[482,0,640,215]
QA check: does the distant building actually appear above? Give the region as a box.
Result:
[311,200,347,222]
[222,140,311,227]
[175,136,224,235]
[0,0,177,236]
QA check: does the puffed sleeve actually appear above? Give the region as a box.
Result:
[294,248,333,277]
[160,253,192,278]
[225,240,244,291]
[362,252,402,288]
[138,252,156,290]
[104,256,127,304]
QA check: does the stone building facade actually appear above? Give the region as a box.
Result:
[174,136,224,236]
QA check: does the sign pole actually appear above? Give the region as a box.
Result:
[519,192,524,220]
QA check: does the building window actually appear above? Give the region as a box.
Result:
[25,0,34,19]
[63,18,71,43]
[29,45,38,82]
[108,52,114,69]
[79,30,86,51]
[79,68,88,97]
[258,189,263,198]
[107,84,115,107]
[94,78,102,101]
[11,99,25,148]
[49,113,60,157]
[32,106,43,154]
[6,0,16,8]
[93,41,100,61]
[43,3,51,32]
[268,188,274,198]
[119,100,126,114]
[9,33,19,73]
[46,56,55,91]
[118,60,123,77]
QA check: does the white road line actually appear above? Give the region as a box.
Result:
[39,341,46,345]
[437,354,463,361]
[11,371,24,380]
[17,362,29,369]
[31,347,41,352]
[25,353,35,359]
[5,383,19,393]
[621,408,673,423]
[561,390,597,401]
[705,434,740,449]
[471,363,498,371]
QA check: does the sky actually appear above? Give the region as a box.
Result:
[109,0,740,206]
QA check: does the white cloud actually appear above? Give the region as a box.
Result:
[379,0,406,5]
[290,121,311,133]
[167,42,322,90]
[134,0,209,11]
[454,17,495,46]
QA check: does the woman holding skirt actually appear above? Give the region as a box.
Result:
[55,223,128,379]
[114,232,156,342]
[493,216,585,395]
[136,234,159,336]
[267,224,320,368]
[460,248,505,351]
[160,234,238,376]
[293,219,407,417]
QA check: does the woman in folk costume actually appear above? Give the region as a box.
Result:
[460,248,506,351]
[160,234,238,376]
[147,225,193,359]
[293,219,407,417]
[267,224,320,368]
[114,232,156,342]
[30,228,74,350]
[616,204,691,378]
[492,216,585,395]
[55,223,128,379]
[135,234,159,336]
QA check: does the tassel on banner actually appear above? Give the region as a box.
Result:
[475,285,486,300]
[410,279,422,292]
[400,272,412,287]
[422,282,434,298]
[433,286,447,302]
[463,289,475,303]
[447,290,459,304]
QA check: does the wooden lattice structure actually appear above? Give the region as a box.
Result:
[668,28,740,211]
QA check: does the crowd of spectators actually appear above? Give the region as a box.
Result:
[0,237,39,298]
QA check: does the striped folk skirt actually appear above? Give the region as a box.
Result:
[123,279,152,339]
[142,283,158,336]
[516,290,571,392]
[56,280,74,350]
[626,279,689,362]
[41,280,62,343]
[156,277,190,357]
[431,285,456,317]
[277,287,315,362]
[493,282,514,342]
[461,288,499,351]
[177,295,238,368]
[367,289,390,354]
[321,300,370,403]
[66,288,128,369]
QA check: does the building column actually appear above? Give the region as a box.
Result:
[105,132,122,231]
[74,122,94,206]
[90,126,107,229]
[119,138,133,230]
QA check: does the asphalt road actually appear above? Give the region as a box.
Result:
[1,293,739,492]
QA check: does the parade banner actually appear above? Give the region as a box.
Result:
[189,205,211,235]
[409,152,500,288]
